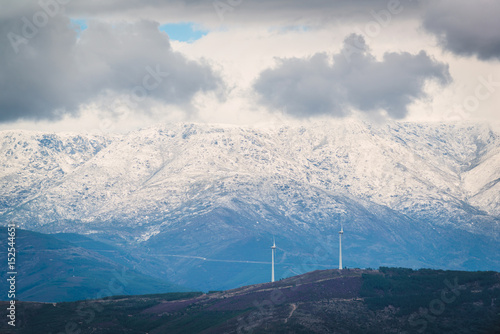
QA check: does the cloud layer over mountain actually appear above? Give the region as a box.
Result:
[0,0,498,129]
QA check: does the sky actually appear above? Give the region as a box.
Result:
[0,0,499,133]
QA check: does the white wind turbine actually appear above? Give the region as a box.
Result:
[339,222,344,270]
[271,237,277,282]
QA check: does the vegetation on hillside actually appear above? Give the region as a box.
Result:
[1,268,499,334]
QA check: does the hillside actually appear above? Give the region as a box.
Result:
[1,121,499,291]
[1,268,499,333]
[0,227,186,302]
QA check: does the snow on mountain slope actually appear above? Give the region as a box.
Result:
[1,121,499,289]
[462,145,500,216]
[1,121,500,227]
[1,121,499,235]
[0,131,110,215]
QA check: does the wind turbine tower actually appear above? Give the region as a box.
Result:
[271,237,277,282]
[339,223,343,270]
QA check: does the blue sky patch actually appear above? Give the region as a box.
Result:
[70,19,88,38]
[159,23,208,43]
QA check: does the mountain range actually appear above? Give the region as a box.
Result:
[1,121,499,294]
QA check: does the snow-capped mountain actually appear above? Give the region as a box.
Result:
[1,121,499,290]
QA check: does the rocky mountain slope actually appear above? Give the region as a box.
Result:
[1,121,499,291]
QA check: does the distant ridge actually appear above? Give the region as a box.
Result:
[2,267,499,333]
[0,227,187,302]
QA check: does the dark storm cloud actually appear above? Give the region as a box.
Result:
[422,0,500,61]
[253,34,451,119]
[0,3,222,123]
[69,0,422,24]
[1,0,422,26]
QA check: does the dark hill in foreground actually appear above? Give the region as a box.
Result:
[2,268,499,333]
